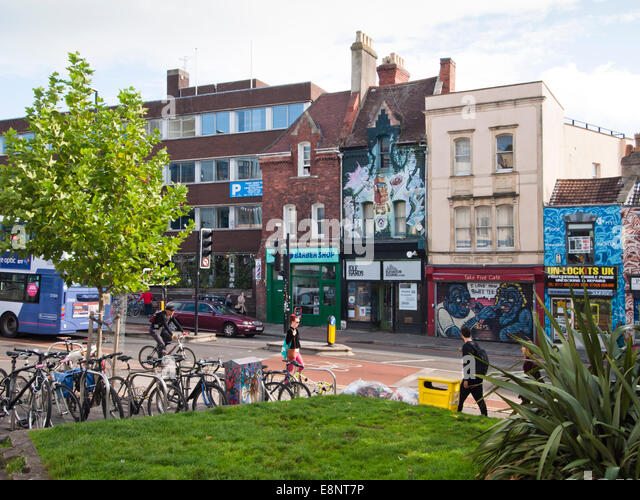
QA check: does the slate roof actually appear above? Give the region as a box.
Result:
[343,77,438,148]
[549,177,626,206]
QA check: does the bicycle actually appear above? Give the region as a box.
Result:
[175,358,227,411]
[77,352,125,421]
[259,364,298,401]
[108,355,170,417]
[0,348,60,430]
[138,331,196,370]
[47,355,84,426]
[46,336,88,371]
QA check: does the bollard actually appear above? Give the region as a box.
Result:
[327,315,336,346]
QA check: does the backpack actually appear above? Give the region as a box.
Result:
[149,311,163,328]
[471,341,490,376]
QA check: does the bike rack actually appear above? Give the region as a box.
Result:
[82,369,112,418]
[300,367,337,395]
[127,372,168,410]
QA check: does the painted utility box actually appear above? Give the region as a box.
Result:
[223,357,263,405]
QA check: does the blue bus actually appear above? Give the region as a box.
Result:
[0,253,111,338]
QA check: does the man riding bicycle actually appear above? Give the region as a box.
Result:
[149,305,184,357]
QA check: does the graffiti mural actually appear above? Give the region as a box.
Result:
[543,206,625,334]
[622,208,640,324]
[435,281,534,342]
[343,109,426,240]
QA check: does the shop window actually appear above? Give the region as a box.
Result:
[292,275,319,315]
[323,285,336,307]
[454,207,471,250]
[347,282,372,322]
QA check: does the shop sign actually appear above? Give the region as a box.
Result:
[266,247,339,264]
[631,275,640,291]
[546,266,617,295]
[345,261,380,281]
[398,283,418,311]
[383,261,421,281]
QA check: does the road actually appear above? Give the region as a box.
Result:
[0,330,522,417]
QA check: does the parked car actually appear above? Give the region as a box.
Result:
[166,300,263,337]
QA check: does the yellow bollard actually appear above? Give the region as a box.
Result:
[327,315,336,346]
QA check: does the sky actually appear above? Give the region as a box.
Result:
[0,0,638,136]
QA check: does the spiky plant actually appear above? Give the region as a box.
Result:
[470,289,640,480]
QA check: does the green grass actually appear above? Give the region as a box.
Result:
[4,456,25,478]
[29,395,495,480]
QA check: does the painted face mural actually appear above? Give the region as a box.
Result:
[436,282,534,342]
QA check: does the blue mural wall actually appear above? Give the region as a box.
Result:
[543,205,625,336]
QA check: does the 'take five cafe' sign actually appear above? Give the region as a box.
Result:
[546,266,617,295]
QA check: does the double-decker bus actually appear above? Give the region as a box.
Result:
[0,252,111,338]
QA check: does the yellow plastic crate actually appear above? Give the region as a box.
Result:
[418,376,462,412]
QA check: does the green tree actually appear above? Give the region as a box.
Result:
[0,52,192,345]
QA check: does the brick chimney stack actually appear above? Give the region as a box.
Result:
[635,133,640,151]
[351,31,378,98]
[377,53,410,86]
[439,58,456,94]
[167,69,190,98]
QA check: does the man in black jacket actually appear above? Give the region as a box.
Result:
[148,305,184,357]
[457,326,488,416]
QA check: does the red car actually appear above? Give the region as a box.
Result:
[166,300,263,337]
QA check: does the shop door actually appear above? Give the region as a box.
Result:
[381,283,393,331]
[550,298,574,341]
[267,267,285,323]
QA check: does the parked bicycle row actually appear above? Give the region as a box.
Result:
[0,336,335,431]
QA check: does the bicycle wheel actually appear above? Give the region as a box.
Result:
[109,377,129,417]
[50,383,82,425]
[178,346,197,368]
[263,381,289,402]
[191,381,227,411]
[99,381,125,420]
[285,381,311,400]
[0,368,6,397]
[276,382,296,401]
[148,382,183,415]
[8,375,31,428]
[138,345,158,370]
[29,377,52,429]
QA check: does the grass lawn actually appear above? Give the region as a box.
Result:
[29,395,496,480]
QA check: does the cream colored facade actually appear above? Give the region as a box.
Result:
[425,81,632,267]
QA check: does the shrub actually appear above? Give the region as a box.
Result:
[470,289,640,480]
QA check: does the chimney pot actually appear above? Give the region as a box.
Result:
[351,31,378,98]
[438,58,456,94]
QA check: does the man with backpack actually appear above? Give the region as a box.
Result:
[458,325,488,417]
[148,304,184,357]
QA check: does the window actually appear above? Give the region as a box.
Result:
[235,206,262,229]
[496,205,514,249]
[272,105,288,129]
[312,203,325,238]
[566,221,595,265]
[378,136,391,171]
[393,200,407,237]
[235,108,266,133]
[592,163,601,179]
[169,162,195,184]
[454,138,471,175]
[0,273,40,303]
[200,159,229,182]
[237,157,261,180]
[284,204,297,238]
[0,136,4,155]
[251,108,266,131]
[201,114,216,136]
[170,209,195,231]
[216,112,230,134]
[362,202,374,239]
[454,207,471,250]
[496,134,514,172]
[167,116,196,139]
[200,207,229,229]
[298,142,311,176]
[475,206,492,250]
[145,119,163,137]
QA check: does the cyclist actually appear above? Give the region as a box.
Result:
[149,305,184,357]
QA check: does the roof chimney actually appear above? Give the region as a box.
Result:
[438,58,456,94]
[377,53,410,86]
[635,133,640,151]
[351,31,378,98]
[167,69,190,98]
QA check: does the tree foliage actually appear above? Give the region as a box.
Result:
[0,52,191,324]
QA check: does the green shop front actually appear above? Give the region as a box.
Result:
[266,247,341,326]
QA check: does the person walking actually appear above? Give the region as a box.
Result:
[225,293,233,308]
[285,314,304,375]
[235,291,246,315]
[457,326,488,417]
[138,290,154,317]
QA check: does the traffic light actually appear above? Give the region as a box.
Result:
[200,228,213,269]
[273,240,281,272]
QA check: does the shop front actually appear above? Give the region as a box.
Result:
[545,265,622,340]
[426,266,544,343]
[344,259,425,333]
[265,247,340,327]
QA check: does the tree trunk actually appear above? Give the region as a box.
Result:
[96,294,105,358]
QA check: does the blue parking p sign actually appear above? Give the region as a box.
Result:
[230,181,263,198]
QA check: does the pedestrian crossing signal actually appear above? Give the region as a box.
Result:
[200,228,213,269]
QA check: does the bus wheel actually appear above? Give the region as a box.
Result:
[0,313,19,338]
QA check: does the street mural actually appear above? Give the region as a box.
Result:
[435,281,534,342]
[622,208,640,324]
[543,206,625,334]
[342,109,426,240]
